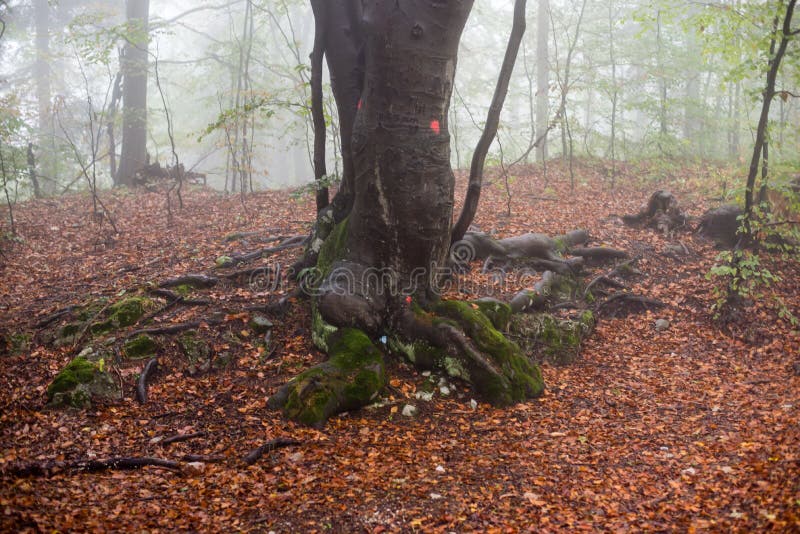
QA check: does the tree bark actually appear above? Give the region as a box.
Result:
[535,0,550,162]
[117,0,150,187]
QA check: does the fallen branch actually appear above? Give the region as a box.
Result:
[136,358,159,404]
[243,438,301,466]
[160,431,207,446]
[221,236,307,267]
[182,454,225,463]
[4,457,181,478]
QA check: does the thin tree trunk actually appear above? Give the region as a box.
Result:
[535,0,550,162]
[34,0,54,195]
[452,0,528,244]
[742,0,796,239]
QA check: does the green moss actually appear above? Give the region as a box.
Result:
[123,334,158,360]
[6,332,31,355]
[510,311,594,365]
[316,217,349,279]
[174,284,193,297]
[434,300,544,405]
[178,331,211,371]
[215,256,234,268]
[91,297,152,335]
[474,299,512,331]
[275,328,386,428]
[47,357,98,398]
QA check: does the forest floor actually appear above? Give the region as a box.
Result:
[0,159,798,532]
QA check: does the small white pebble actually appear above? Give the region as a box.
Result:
[470,399,478,410]
[430,493,443,500]
[435,465,446,473]
[440,386,451,396]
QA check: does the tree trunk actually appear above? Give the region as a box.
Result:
[272,0,546,428]
[535,0,550,162]
[34,0,55,195]
[117,0,150,187]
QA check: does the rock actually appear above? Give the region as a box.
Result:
[401,404,418,417]
[435,465,446,473]
[439,386,451,396]
[655,319,670,332]
[122,334,158,360]
[470,399,478,410]
[248,315,273,334]
[47,348,121,409]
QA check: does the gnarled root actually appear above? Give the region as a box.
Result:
[267,328,386,428]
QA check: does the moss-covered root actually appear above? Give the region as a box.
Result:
[434,301,544,406]
[268,328,386,428]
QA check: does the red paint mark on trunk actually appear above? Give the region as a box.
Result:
[430,120,441,135]
[357,99,363,110]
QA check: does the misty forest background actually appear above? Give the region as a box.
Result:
[1,0,798,200]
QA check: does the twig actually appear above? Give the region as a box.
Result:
[243,438,300,466]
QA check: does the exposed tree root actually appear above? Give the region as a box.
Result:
[243,438,301,466]
[268,328,387,428]
[136,358,159,404]
[4,457,181,478]
[159,431,207,446]
[218,235,307,268]
[128,316,223,338]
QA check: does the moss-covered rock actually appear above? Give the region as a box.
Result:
[178,330,212,375]
[434,300,544,406]
[510,310,594,365]
[47,348,121,409]
[123,334,159,360]
[91,297,152,335]
[268,328,386,428]
[1,332,31,356]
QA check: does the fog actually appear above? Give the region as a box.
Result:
[1,0,798,196]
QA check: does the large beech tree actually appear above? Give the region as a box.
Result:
[269,0,593,427]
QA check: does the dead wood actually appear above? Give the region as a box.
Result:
[623,191,688,235]
[136,358,159,404]
[160,431,207,446]
[243,438,301,466]
[222,235,307,267]
[4,457,181,478]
